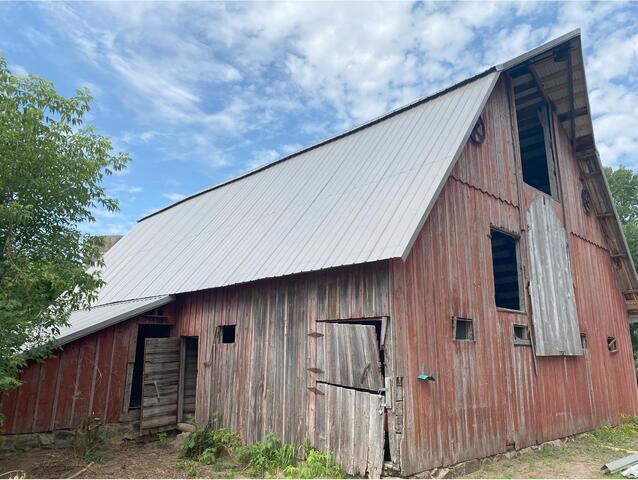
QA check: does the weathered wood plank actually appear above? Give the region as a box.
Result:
[141,337,181,433]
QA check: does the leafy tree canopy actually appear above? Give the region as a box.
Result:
[0,57,129,391]
[604,166,638,268]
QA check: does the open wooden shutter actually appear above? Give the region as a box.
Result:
[527,196,582,356]
[315,322,383,391]
[141,337,181,432]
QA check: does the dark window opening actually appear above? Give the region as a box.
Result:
[217,324,236,344]
[182,337,198,422]
[608,336,618,353]
[513,324,531,346]
[453,317,474,341]
[581,334,588,350]
[512,66,554,196]
[129,324,171,410]
[490,229,522,311]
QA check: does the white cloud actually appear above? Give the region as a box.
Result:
[164,192,186,202]
[32,1,638,176]
[246,148,281,170]
[108,183,143,195]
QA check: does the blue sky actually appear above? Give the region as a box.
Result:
[1,1,637,236]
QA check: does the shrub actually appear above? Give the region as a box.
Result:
[284,449,344,479]
[179,426,241,461]
[236,433,298,473]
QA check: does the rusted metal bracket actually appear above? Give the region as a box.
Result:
[307,386,324,395]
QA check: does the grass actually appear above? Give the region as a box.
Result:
[177,426,343,478]
[468,417,638,479]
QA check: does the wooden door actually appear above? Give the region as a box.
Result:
[312,322,385,478]
[140,337,180,432]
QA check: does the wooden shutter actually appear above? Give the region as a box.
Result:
[315,322,383,391]
[527,196,582,356]
[140,337,181,432]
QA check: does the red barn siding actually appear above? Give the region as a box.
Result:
[391,77,638,475]
[0,306,178,435]
[176,262,390,445]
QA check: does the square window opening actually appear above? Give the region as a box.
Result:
[490,229,522,311]
[512,67,554,196]
[217,325,236,344]
[580,334,588,350]
[513,324,531,346]
[607,336,617,353]
[453,317,474,341]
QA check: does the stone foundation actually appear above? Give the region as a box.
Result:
[0,422,140,452]
[407,438,570,478]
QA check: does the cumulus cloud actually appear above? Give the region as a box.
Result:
[27,0,638,224]
[164,192,186,202]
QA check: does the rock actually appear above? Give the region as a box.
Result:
[38,433,54,447]
[172,431,190,448]
[177,422,197,433]
[432,467,451,479]
[53,430,74,447]
[13,434,39,451]
[463,459,481,475]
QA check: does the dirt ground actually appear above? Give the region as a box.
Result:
[1,426,638,479]
[0,436,188,479]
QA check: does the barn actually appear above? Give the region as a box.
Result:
[2,29,638,477]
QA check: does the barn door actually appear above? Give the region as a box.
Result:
[140,337,181,432]
[313,322,385,478]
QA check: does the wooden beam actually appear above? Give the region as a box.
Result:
[558,106,588,123]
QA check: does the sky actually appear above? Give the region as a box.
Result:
[1,1,637,236]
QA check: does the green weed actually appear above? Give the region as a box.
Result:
[157,431,168,445]
[81,449,104,464]
[180,426,240,461]
[176,460,201,478]
[284,449,344,479]
[236,432,298,473]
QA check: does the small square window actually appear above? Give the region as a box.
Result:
[580,334,588,350]
[453,317,474,341]
[217,325,236,344]
[513,324,531,346]
[607,336,617,353]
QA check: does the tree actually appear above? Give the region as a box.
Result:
[604,166,638,268]
[604,165,638,376]
[0,57,129,392]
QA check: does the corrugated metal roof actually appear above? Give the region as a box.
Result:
[94,70,499,305]
[55,295,174,346]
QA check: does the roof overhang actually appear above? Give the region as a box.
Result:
[498,29,638,314]
[55,295,175,346]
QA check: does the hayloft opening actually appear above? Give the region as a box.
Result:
[511,66,555,196]
[217,324,236,344]
[129,324,171,410]
[490,229,522,311]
